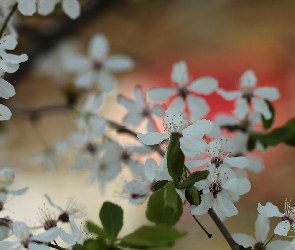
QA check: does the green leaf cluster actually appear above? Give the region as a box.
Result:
[73,201,186,249]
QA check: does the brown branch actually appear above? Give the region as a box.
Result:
[208,208,247,250]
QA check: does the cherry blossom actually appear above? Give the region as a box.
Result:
[148,61,218,121]
[118,85,164,132]
[258,200,295,236]
[232,214,290,249]
[190,165,251,217]
[4,0,36,16]
[217,70,280,120]
[38,0,80,19]
[63,33,134,93]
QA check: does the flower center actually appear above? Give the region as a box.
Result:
[92,61,103,71]
[85,142,96,154]
[121,150,131,163]
[178,87,188,99]
[283,199,295,224]
[58,211,69,223]
[242,88,254,103]
[141,107,151,117]
[209,181,222,198]
[211,157,224,168]
[254,242,265,250]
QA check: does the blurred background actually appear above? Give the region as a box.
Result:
[2,0,295,249]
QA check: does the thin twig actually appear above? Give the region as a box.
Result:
[208,208,247,250]
[0,3,17,38]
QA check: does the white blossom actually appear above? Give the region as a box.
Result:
[4,0,36,16]
[148,61,218,121]
[217,70,280,119]
[38,0,80,19]
[232,214,290,249]
[258,200,295,236]
[190,165,251,217]
[118,85,164,132]
[63,33,134,93]
[0,221,61,249]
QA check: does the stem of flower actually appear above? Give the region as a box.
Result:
[262,234,275,248]
[192,215,212,238]
[0,3,17,38]
[47,242,67,250]
[207,208,247,250]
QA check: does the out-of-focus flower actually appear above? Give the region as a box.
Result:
[63,33,134,93]
[258,200,295,236]
[217,70,280,119]
[118,85,164,132]
[0,221,61,249]
[185,140,249,171]
[232,214,290,250]
[38,0,80,19]
[148,61,218,121]
[190,165,251,217]
[44,194,86,222]
[4,0,36,16]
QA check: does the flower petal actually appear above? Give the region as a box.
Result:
[216,88,241,100]
[171,61,189,86]
[255,214,269,243]
[97,71,115,93]
[17,0,36,16]
[137,132,169,145]
[148,87,176,102]
[222,178,251,195]
[105,55,134,72]
[190,193,213,215]
[257,202,283,217]
[62,0,80,19]
[231,233,256,248]
[123,112,142,126]
[234,97,249,119]
[240,70,257,88]
[63,55,90,71]
[189,77,218,94]
[247,156,264,174]
[38,0,57,15]
[267,240,291,250]
[274,221,290,236]
[217,192,238,217]
[182,119,213,138]
[252,97,271,119]
[31,227,61,241]
[0,104,12,120]
[254,87,280,101]
[180,136,209,158]
[0,79,15,99]
[187,95,209,121]
[89,34,109,60]
[224,156,249,169]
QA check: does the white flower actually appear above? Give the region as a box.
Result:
[44,194,86,222]
[71,115,106,170]
[0,221,61,249]
[59,215,88,247]
[118,85,164,132]
[31,140,68,171]
[190,165,251,217]
[185,140,249,170]
[63,33,134,93]
[258,200,295,236]
[38,0,80,19]
[124,179,151,205]
[0,167,14,188]
[217,70,280,119]
[285,239,295,250]
[148,61,218,121]
[232,214,290,250]
[4,0,36,16]
[138,108,213,159]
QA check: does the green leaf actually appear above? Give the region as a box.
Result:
[73,239,108,250]
[120,225,186,249]
[176,170,209,189]
[99,202,123,241]
[258,127,294,147]
[185,185,200,205]
[283,118,295,146]
[152,180,169,191]
[167,132,184,180]
[261,99,275,130]
[164,182,178,212]
[86,221,110,240]
[146,189,183,226]
[247,135,256,151]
